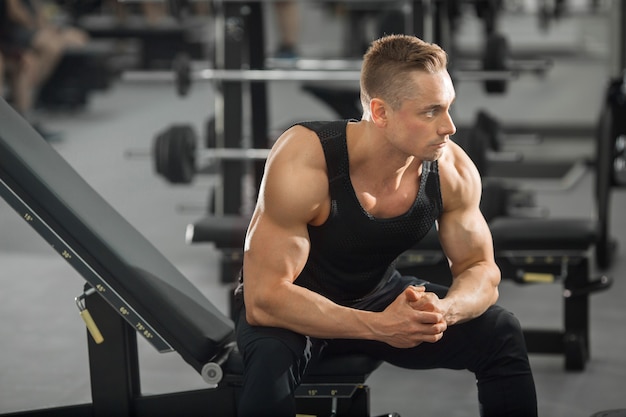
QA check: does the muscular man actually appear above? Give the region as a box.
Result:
[235,34,537,417]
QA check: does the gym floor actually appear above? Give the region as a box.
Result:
[1,1,625,416]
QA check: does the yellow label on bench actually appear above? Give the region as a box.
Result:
[523,272,555,283]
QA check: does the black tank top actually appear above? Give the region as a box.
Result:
[294,120,443,306]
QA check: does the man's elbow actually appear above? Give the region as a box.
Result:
[244,307,261,326]
[244,295,275,327]
[489,266,501,305]
[490,286,500,306]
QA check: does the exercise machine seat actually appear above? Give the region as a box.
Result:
[225,348,382,385]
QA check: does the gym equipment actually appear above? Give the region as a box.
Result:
[463,110,588,191]
[76,14,205,70]
[473,0,503,34]
[590,411,626,417]
[302,84,363,120]
[594,74,626,270]
[537,0,567,32]
[123,63,517,97]
[0,98,398,416]
[482,33,510,94]
[37,44,115,110]
[180,0,546,218]
[599,75,626,188]
[172,52,192,97]
[120,3,541,98]
[126,124,271,184]
[152,124,196,184]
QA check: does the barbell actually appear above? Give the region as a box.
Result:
[124,32,548,97]
[126,58,517,84]
[140,106,542,185]
[125,124,271,184]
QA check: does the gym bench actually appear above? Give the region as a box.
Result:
[0,98,395,417]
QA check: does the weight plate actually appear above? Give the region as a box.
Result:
[153,124,197,184]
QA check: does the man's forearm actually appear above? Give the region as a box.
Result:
[244,282,378,340]
[443,262,500,325]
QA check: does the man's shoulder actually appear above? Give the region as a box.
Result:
[438,141,477,176]
[437,142,483,208]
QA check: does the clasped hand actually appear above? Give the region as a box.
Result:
[380,285,448,348]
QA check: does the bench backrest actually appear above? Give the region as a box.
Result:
[0,98,234,373]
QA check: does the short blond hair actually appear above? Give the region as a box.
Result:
[360,34,448,113]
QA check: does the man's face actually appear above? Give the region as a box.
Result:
[385,70,457,161]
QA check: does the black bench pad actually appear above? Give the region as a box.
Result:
[0,99,234,373]
[225,349,382,384]
[490,217,598,251]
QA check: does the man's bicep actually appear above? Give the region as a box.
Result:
[438,144,496,273]
[244,153,321,284]
[246,198,311,269]
[438,207,495,276]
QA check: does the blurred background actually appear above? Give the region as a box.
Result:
[1,0,625,416]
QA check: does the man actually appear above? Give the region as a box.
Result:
[235,34,537,417]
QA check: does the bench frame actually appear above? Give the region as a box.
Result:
[1,287,375,417]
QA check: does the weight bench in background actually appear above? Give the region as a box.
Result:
[0,98,390,417]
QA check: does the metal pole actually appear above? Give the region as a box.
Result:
[609,0,626,78]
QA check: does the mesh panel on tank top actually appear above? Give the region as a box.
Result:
[294,120,443,306]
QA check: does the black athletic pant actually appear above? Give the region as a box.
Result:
[235,274,538,417]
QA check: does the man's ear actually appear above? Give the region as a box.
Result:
[370,98,388,127]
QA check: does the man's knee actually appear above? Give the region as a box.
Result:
[490,306,525,346]
[476,306,531,376]
[239,338,302,417]
[485,305,523,332]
